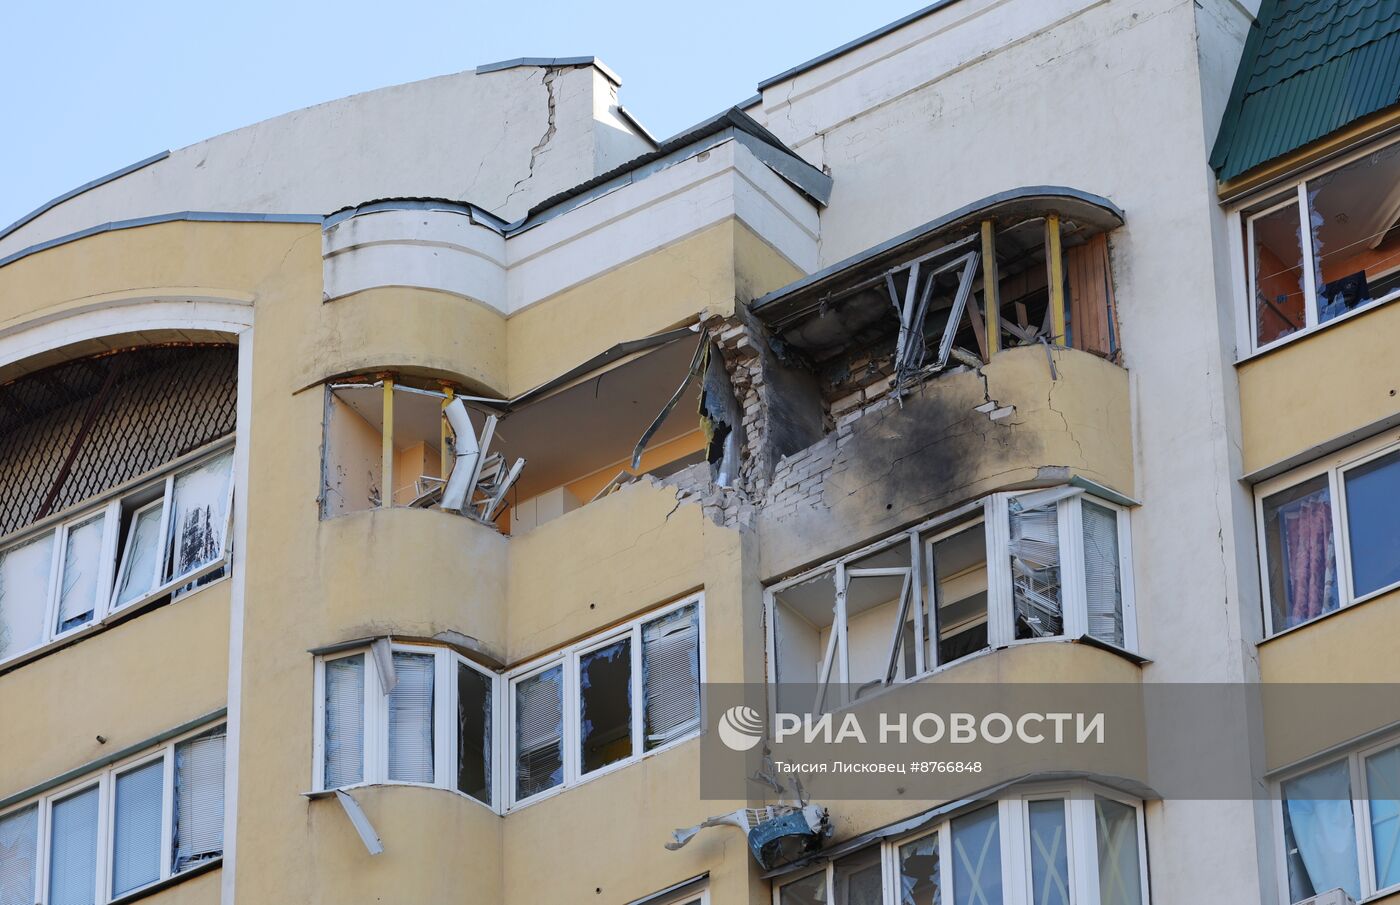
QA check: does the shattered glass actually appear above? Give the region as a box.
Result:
[168,451,233,585]
[579,637,632,774]
[1009,502,1063,639]
[457,662,493,805]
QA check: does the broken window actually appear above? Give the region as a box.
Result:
[774,787,1146,905]
[316,643,502,809]
[767,489,1134,711]
[578,636,633,775]
[321,379,524,527]
[507,595,704,807]
[1242,138,1400,351]
[1257,432,1400,635]
[0,445,233,669]
[641,603,702,751]
[0,722,225,905]
[925,518,990,668]
[514,664,565,801]
[456,660,493,806]
[751,199,1124,424]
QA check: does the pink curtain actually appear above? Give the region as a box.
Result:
[1281,498,1337,625]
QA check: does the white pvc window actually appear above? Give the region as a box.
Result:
[765,489,1135,714]
[0,445,235,668]
[775,785,1149,905]
[0,723,225,905]
[507,595,705,809]
[313,643,500,812]
[1239,138,1400,353]
[1274,736,1400,903]
[1255,430,1400,636]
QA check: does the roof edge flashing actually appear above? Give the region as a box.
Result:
[474,55,621,86]
[0,150,170,246]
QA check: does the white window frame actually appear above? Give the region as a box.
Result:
[505,593,707,811]
[1255,429,1400,637]
[764,488,1136,716]
[772,782,1150,905]
[1230,134,1400,357]
[312,642,503,811]
[0,442,236,669]
[1271,732,1400,904]
[0,721,225,905]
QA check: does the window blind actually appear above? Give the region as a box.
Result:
[387,653,435,783]
[0,804,36,905]
[112,760,163,895]
[173,730,225,873]
[1082,502,1124,646]
[515,666,564,800]
[48,786,98,905]
[324,654,365,788]
[642,605,701,750]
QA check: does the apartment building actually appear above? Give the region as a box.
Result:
[0,1,1394,904]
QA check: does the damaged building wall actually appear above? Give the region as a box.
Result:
[753,345,1132,578]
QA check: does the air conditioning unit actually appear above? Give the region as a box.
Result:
[1299,890,1355,905]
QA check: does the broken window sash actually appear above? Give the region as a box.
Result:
[387,652,435,784]
[323,654,366,789]
[55,513,107,635]
[514,664,565,801]
[0,532,54,660]
[1081,501,1125,647]
[112,760,164,896]
[1009,500,1064,640]
[166,450,233,590]
[886,246,981,391]
[173,728,225,873]
[833,845,883,904]
[48,784,100,905]
[771,569,839,716]
[897,831,940,905]
[843,542,915,698]
[0,805,37,905]
[925,519,990,670]
[456,660,493,806]
[111,501,165,610]
[578,636,634,775]
[641,603,701,750]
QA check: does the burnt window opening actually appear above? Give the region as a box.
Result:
[749,194,1123,426]
[0,345,237,539]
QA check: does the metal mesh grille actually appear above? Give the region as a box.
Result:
[0,345,237,538]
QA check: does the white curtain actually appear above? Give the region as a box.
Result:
[112,760,164,894]
[1283,761,1361,902]
[387,653,435,783]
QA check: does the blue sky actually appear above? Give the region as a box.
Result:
[0,0,923,229]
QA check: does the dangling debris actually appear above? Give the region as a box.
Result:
[439,398,525,525]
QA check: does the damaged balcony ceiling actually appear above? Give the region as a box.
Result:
[749,187,1125,351]
[490,339,702,499]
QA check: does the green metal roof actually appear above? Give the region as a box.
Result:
[1210,0,1400,182]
